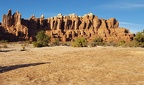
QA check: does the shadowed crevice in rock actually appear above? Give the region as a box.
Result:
[0,62,50,73]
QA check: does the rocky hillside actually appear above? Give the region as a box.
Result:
[0,9,134,42]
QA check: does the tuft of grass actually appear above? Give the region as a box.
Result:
[20,44,26,51]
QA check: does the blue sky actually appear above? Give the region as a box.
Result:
[0,0,144,33]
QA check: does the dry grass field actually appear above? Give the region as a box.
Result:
[0,44,144,85]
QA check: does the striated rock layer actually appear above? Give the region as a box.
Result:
[0,10,134,42]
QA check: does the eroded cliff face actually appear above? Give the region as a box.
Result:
[0,10,134,42]
[1,9,28,41]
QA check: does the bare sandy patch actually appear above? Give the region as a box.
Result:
[0,44,144,85]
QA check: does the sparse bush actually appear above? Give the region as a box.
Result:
[132,30,144,47]
[89,37,104,47]
[134,31,144,42]
[32,42,43,47]
[0,40,8,43]
[93,37,103,42]
[53,39,60,46]
[25,40,32,44]
[59,42,71,46]
[95,42,105,46]
[118,40,126,46]
[20,44,26,51]
[72,37,87,47]
[36,30,50,44]
[104,42,118,47]
[89,42,97,47]
[137,42,144,47]
[48,43,54,47]
[122,41,138,47]
[34,30,50,47]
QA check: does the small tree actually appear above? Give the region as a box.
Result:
[72,37,87,47]
[33,30,50,47]
[134,32,144,42]
[133,30,144,47]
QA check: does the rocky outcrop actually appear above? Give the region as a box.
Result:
[1,9,28,41]
[0,10,134,42]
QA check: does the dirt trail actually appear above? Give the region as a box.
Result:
[0,44,144,85]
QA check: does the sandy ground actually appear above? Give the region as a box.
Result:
[0,44,144,85]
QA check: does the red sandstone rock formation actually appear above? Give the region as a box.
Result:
[0,10,134,42]
[1,9,28,41]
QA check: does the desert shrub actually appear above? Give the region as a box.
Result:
[32,42,43,47]
[89,37,104,47]
[89,42,97,47]
[133,30,144,47]
[59,42,71,46]
[48,43,54,47]
[60,42,70,46]
[72,37,87,47]
[104,42,118,47]
[122,41,138,47]
[25,40,32,44]
[34,30,50,47]
[118,40,126,46]
[95,42,105,46]
[20,44,26,51]
[0,40,8,43]
[53,39,60,46]
[137,42,144,47]
[36,30,50,44]
[93,37,103,42]
[134,31,144,42]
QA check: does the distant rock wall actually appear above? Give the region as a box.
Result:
[0,10,134,42]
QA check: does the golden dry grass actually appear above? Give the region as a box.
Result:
[0,44,144,85]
